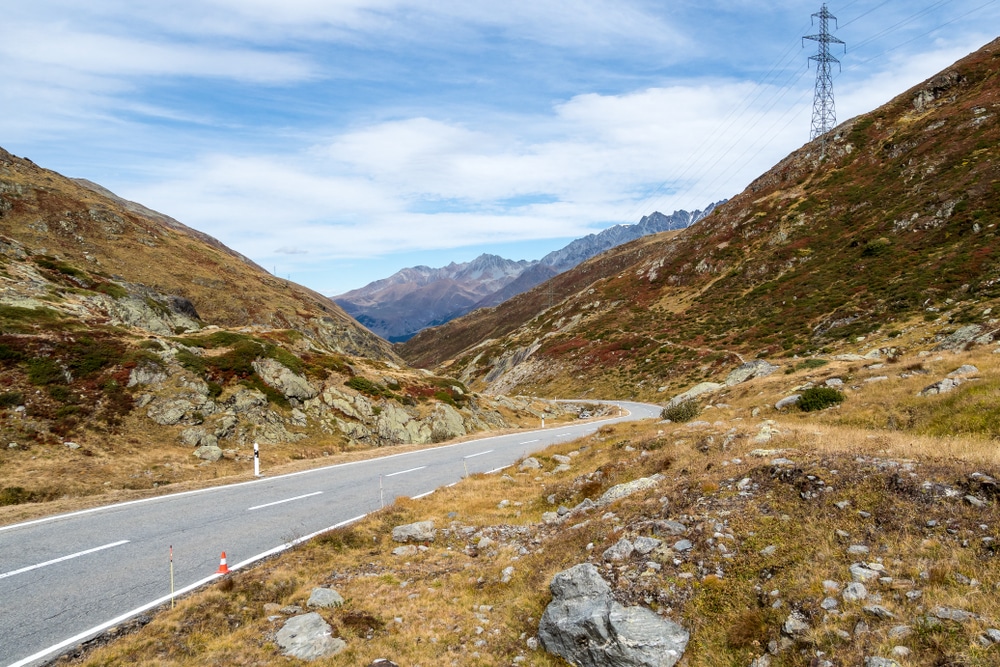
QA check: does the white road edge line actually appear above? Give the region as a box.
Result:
[1,402,632,534]
[247,491,322,512]
[385,466,426,478]
[462,449,494,459]
[412,490,435,500]
[6,515,367,667]
[0,540,130,581]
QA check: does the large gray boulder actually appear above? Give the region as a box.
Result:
[538,563,688,667]
[275,612,346,660]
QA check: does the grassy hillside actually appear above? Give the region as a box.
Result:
[63,344,1000,667]
[401,37,1000,402]
[0,149,559,515]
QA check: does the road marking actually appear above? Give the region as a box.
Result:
[248,491,322,512]
[6,515,367,667]
[519,439,539,444]
[463,449,494,459]
[385,466,426,478]
[412,490,435,499]
[0,402,644,534]
[0,540,130,581]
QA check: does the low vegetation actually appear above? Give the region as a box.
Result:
[56,343,1000,667]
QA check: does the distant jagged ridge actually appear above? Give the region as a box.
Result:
[335,205,721,342]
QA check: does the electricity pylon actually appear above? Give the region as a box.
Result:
[804,4,846,143]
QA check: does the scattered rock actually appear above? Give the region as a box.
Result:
[782,610,810,637]
[843,582,868,602]
[519,457,542,471]
[307,588,344,608]
[595,476,660,507]
[392,521,436,543]
[919,377,963,396]
[725,360,778,386]
[933,606,978,622]
[633,536,662,555]
[864,657,902,667]
[391,545,418,557]
[774,395,801,410]
[192,445,223,462]
[275,613,346,660]
[538,563,689,667]
[850,564,881,582]
[664,382,723,408]
[935,324,983,351]
[948,364,979,377]
[603,538,635,562]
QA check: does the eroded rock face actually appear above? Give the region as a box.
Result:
[538,563,688,667]
[252,358,318,400]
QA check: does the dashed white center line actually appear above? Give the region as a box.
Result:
[385,466,426,478]
[463,449,494,459]
[519,439,539,444]
[0,540,130,580]
[248,491,322,511]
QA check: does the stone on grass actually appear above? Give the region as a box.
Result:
[538,563,688,667]
[842,582,868,602]
[603,538,635,562]
[864,657,901,667]
[276,612,346,660]
[307,588,344,608]
[519,457,542,470]
[392,520,435,543]
[782,610,810,637]
[595,476,660,507]
[633,536,662,555]
[193,445,223,462]
[775,395,801,410]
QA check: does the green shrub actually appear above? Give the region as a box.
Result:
[0,391,23,407]
[661,400,701,423]
[795,358,829,371]
[346,376,392,398]
[798,386,845,412]
[862,237,892,257]
[27,358,65,386]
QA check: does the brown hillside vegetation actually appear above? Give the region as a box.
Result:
[0,147,393,358]
[401,37,1000,403]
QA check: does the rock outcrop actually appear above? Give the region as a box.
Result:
[538,563,689,667]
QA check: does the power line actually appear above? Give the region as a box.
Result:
[804,4,847,143]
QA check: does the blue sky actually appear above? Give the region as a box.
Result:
[2,1,998,296]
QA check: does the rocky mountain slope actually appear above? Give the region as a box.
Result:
[335,208,714,342]
[403,37,1000,401]
[0,149,556,507]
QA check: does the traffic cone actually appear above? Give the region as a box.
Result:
[217,551,229,574]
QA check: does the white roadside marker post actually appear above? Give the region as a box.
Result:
[254,442,260,477]
[379,475,384,509]
[169,545,175,609]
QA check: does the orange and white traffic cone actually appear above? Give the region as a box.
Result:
[217,551,229,574]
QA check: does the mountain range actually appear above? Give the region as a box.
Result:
[334,207,718,342]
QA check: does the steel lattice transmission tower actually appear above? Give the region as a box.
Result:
[803,4,846,141]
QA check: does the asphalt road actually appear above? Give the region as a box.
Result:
[0,400,662,667]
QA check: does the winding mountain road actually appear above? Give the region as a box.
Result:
[1,400,662,667]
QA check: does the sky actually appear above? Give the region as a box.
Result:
[2,1,998,296]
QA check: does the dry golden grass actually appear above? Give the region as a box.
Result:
[52,344,1000,666]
